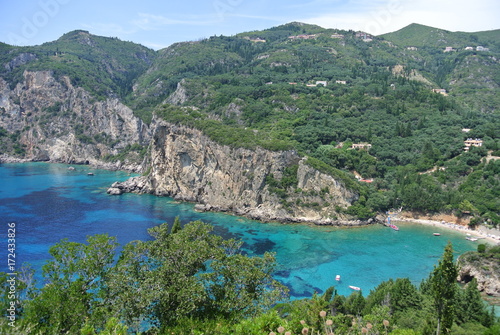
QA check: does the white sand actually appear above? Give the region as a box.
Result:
[396,217,500,245]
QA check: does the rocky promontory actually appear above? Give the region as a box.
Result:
[108,120,372,226]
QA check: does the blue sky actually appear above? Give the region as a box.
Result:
[1,0,499,50]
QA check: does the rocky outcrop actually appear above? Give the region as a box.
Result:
[458,252,500,297]
[109,120,365,225]
[107,176,149,195]
[0,71,150,171]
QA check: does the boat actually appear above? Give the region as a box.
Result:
[87,172,94,176]
[466,236,478,241]
[386,215,399,230]
[349,285,361,291]
[335,275,341,281]
[433,233,441,236]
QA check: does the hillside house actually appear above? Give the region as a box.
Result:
[444,47,454,52]
[331,34,344,39]
[407,47,418,51]
[335,80,347,85]
[465,46,474,51]
[476,46,489,51]
[315,81,328,87]
[464,138,483,151]
[432,88,447,96]
[462,128,471,133]
[355,32,373,41]
[351,143,372,150]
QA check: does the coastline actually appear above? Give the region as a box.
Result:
[3,158,499,240]
[396,216,500,245]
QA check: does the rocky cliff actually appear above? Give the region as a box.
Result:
[0,70,149,171]
[109,120,365,225]
[458,248,500,298]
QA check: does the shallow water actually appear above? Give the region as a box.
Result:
[0,162,479,298]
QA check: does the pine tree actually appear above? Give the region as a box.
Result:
[171,216,182,234]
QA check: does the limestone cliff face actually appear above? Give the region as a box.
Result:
[0,71,149,170]
[113,119,361,225]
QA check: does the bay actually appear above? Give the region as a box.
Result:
[0,162,479,298]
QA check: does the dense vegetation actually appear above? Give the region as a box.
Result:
[0,30,155,100]
[1,22,499,224]
[1,222,498,334]
[132,22,500,225]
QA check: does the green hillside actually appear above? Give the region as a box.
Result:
[130,22,500,224]
[0,30,156,100]
[380,23,499,49]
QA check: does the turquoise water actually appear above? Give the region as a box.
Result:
[0,162,480,298]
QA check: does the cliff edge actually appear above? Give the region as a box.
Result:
[108,120,367,225]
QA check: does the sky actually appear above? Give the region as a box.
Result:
[1,0,499,50]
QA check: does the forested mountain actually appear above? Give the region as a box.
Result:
[1,22,499,226]
[128,22,500,225]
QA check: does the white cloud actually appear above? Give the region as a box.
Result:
[299,0,499,34]
[132,13,217,31]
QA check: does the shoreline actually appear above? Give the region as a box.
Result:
[396,217,500,245]
[3,159,499,241]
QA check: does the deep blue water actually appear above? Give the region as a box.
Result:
[0,162,479,298]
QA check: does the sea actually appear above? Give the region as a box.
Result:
[0,162,482,299]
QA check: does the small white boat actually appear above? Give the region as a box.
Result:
[335,275,341,281]
[349,285,361,291]
[466,236,478,241]
[433,233,441,236]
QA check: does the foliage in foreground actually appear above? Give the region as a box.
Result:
[0,219,286,334]
[0,225,498,334]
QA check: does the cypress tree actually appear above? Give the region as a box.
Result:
[429,242,458,335]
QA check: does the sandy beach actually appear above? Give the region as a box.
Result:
[395,216,500,245]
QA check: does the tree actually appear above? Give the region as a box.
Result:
[455,278,491,326]
[391,278,422,315]
[23,234,118,334]
[107,220,288,332]
[428,242,458,335]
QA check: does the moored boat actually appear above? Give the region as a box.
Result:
[335,275,341,281]
[349,285,361,291]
